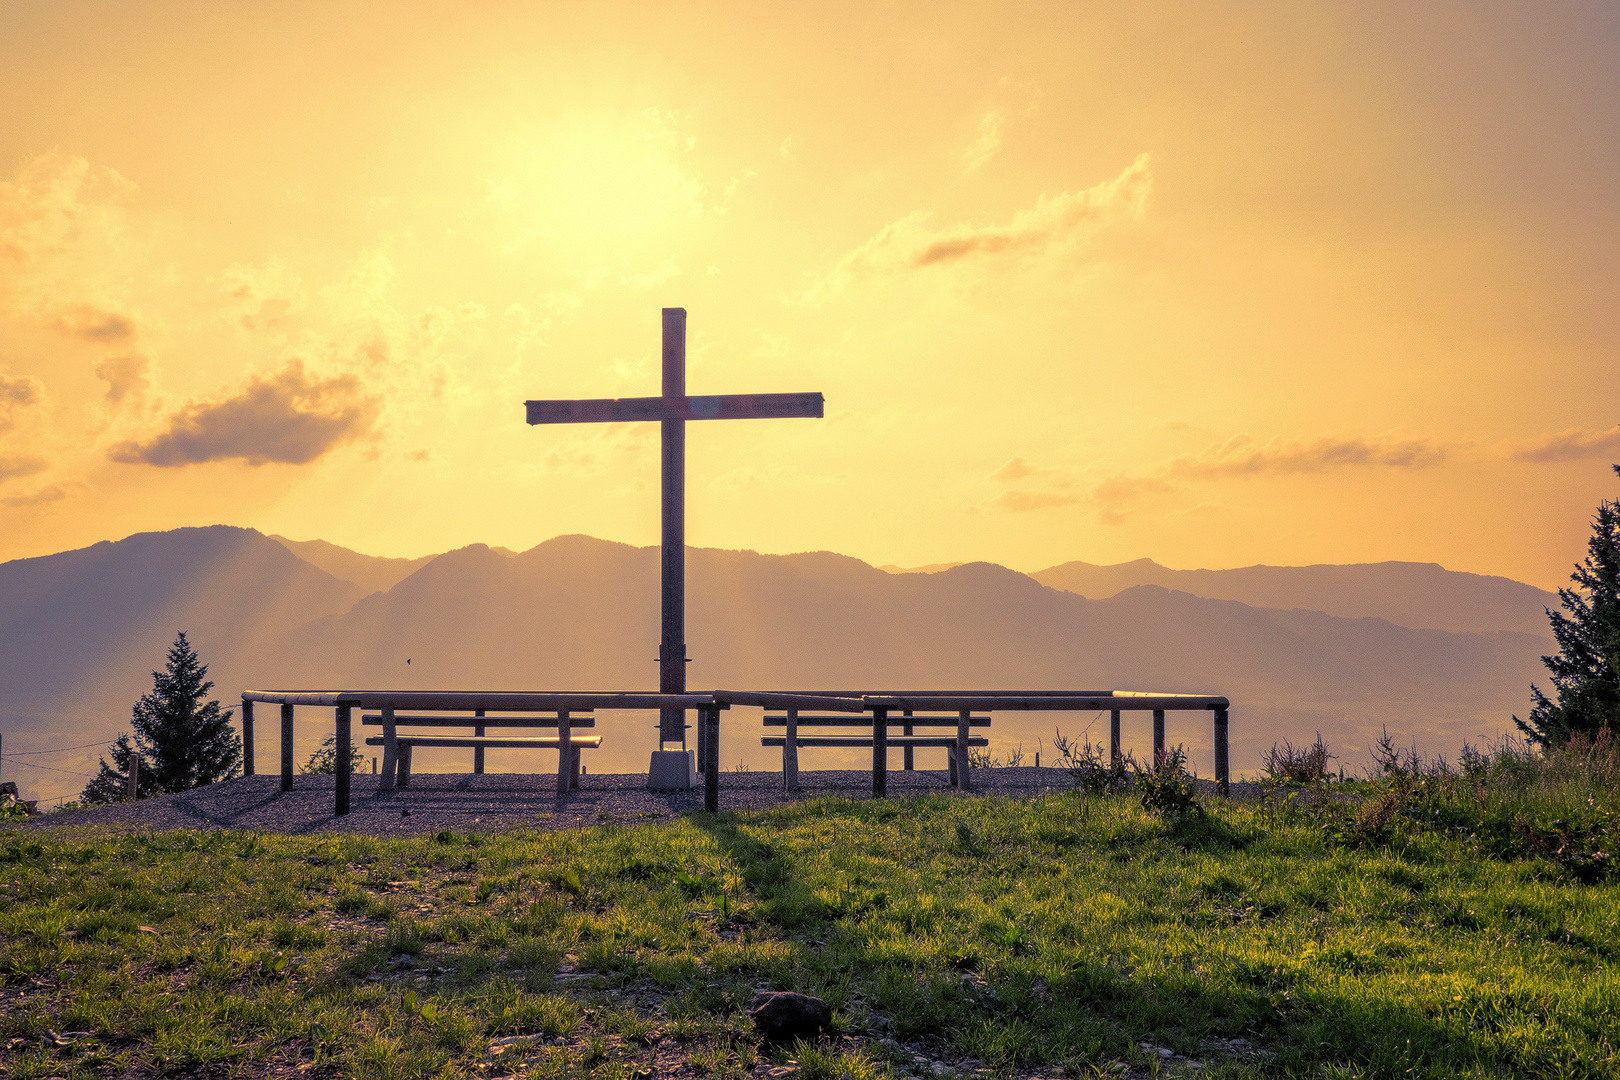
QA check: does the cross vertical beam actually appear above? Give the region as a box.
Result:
[660,308,687,747]
[525,306,823,782]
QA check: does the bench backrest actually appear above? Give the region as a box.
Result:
[361,713,596,728]
[763,714,989,728]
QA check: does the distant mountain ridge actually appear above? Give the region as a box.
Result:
[269,535,439,595]
[1032,558,1556,636]
[0,528,1554,802]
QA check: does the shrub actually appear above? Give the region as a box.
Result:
[1262,733,1335,783]
[1051,728,1131,795]
[1135,745,1203,818]
[302,735,365,775]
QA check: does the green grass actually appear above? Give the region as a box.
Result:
[1,753,1617,1079]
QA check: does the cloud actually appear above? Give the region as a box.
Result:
[220,262,304,335]
[622,259,681,289]
[93,353,152,406]
[992,456,1036,482]
[1091,433,1449,521]
[1507,425,1620,464]
[806,152,1151,300]
[2,481,72,507]
[988,489,1082,512]
[984,456,1080,511]
[962,110,1006,173]
[0,153,140,317]
[52,303,136,343]
[0,373,45,432]
[108,360,375,467]
[962,79,1041,173]
[1170,434,1447,479]
[0,453,48,482]
[0,152,137,266]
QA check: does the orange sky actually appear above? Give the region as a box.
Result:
[1,1,1616,590]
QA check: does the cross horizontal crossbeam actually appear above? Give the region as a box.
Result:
[525,392,823,425]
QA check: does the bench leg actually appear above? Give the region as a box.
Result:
[784,709,799,790]
[378,706,398,791]
[557,710,572,796]
[570,745,581,789]
[956,710,972,791]
[474,708,485,775]
[398,743,412,789]
[948,747,958,787]
[1153,709,1165,764]
[696,706,707,774]
[903,711,914,771]
[872,708,887,799]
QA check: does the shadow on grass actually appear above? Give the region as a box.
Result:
[678,795,1588,1078]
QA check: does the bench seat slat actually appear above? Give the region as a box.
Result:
[762,736,988,748]
[763,716,988,727]
[362,716,595,728]
[365,735,602,750]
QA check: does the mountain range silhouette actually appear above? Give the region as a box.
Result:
[0,526,1555,801]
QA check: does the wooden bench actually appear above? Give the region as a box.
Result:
[763,710,990,791]
[362,711,598,791]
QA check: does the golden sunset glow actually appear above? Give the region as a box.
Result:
[2,2,1617,588]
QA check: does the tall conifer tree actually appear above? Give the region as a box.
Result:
[82,632,241,803]
[1516,464,1620,746]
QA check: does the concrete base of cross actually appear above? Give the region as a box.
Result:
[647,749,697,789]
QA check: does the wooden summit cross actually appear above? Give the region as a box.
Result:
[526,308,824,751]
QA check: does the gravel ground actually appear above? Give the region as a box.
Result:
[21,768,1262,837]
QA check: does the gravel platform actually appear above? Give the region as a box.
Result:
[19,767,1123,837]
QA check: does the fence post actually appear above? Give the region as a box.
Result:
[127,753,141,800]
[335,703,351,816]
[703,706,720,812]
[1110,708,1122,768]
[872,707,888,799]
[1214,706,1229,796]
[280,703,294,792]
[241,699,254,776]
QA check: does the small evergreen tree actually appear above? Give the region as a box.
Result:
[82,632,241,803]
[301,734,364,775]
[1516,464,1620,746]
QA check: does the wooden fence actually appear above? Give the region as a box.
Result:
[241,688,1230,815]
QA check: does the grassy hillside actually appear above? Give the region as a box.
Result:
[2,739,1615,1079]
